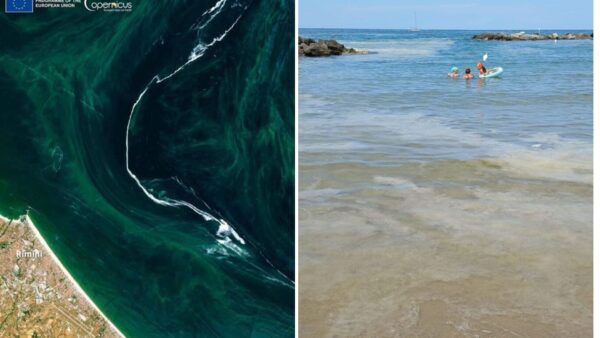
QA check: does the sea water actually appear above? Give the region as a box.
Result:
[0,2,294,337]
[299,29,592,337]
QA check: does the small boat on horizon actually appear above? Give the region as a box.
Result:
[409,12,420,32]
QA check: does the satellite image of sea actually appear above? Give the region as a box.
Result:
[0,0,294,336]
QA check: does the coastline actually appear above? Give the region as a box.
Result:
[473,31,592,40]
[0,213,126,337]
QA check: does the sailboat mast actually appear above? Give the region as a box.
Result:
[410,12,419,31]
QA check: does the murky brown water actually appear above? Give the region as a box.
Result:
[299,157,592,337]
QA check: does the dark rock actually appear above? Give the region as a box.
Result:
[303,41,331,57]
[298,43,308,56]
[321,39,345,55]
[298,36,367,57]
[299,37,316,45]
[473,32,593,41]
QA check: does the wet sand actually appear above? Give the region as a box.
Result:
[299,159,592,337]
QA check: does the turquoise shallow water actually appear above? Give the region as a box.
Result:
[0,1,294,337]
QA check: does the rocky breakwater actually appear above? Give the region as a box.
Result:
[473,32,593,41]
[299,37,368,57]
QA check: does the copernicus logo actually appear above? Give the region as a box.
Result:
[5,0,34,13]
[84,0,132,12]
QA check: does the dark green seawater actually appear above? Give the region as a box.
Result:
[0,0,294,336]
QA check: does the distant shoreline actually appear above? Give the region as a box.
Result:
[473,32,592,40]
[299,27,593,31]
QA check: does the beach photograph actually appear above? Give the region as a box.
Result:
[299,1,593,337]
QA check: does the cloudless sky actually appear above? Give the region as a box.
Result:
[299,0,593,30]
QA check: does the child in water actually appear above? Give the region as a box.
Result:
[477,62,487,75]
[448,66,459,78]
[464,68,474,80]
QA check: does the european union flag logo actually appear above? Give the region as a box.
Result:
[5,0,34,13]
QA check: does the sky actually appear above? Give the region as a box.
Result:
[299,0,593,30]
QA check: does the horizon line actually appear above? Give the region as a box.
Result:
[299,27,594,31]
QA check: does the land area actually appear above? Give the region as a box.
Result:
[473,32,592,40]
[0,216,121,337]
[299,37,367,57]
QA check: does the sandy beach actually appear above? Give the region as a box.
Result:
[0,214,124,337]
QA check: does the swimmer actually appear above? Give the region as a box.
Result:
[464,68,474,80]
